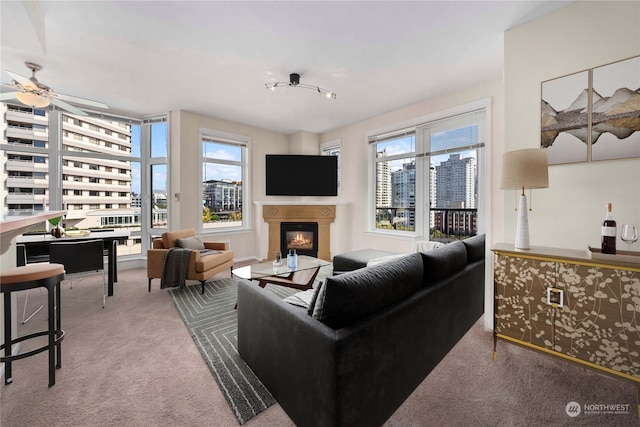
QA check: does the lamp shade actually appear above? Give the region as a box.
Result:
[501,148,549,190]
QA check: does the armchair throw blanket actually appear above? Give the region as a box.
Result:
[160,248,192,289]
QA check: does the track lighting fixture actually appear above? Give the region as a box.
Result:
[265,73,336,99]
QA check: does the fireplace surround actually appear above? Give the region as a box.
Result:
[262,205,335,261]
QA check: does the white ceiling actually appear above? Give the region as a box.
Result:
[1,1,571,135]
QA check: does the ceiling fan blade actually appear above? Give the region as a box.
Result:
[0,92,19,101]
[52,92,108,109]
[5,70,38,90]
[1,81,20,90]
[49,97,88,116]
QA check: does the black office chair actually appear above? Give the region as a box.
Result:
[49,240,107,308]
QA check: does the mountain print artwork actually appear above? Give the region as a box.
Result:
[541,56,640,164]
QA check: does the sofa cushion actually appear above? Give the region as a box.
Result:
[312,252,424,329]
[420,240,467,283]
[463,234,485,263]
[194,250,234,273]
[163,228,196,249]
[177,235,205,250]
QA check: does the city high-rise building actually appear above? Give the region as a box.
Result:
[434,153,476,208]
[376,149,391,208]
[431,153,478,238]
[391,160,415,230]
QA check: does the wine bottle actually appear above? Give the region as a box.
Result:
[601,202,617,255]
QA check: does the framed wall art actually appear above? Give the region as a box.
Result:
[591,56,640,161]
[541,55,640,165]
[541,70,589,165]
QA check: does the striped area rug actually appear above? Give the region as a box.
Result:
[169,266,331,424]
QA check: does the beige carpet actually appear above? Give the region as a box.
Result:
[1,266,639,426]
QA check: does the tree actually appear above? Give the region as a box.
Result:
[203,206,212,223]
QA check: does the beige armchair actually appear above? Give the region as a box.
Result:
[147,228,234,294]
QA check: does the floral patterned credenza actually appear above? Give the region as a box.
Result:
[493,243,640,384]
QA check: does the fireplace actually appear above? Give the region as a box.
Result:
[280,222,318,257]
[263,204,335,261]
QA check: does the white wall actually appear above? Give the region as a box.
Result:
[169,111,357,261]
[503,1,640,250]
[170,110,289,260]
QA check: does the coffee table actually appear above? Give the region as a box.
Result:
[232,255,331,291]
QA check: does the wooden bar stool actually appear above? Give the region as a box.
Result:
[1,263,65,387]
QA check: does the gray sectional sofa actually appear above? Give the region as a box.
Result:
[237,234,485,427]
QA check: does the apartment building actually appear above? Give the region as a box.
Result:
[2,103,133,229]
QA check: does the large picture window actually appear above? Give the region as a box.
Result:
[369,104,487,242]
[200,130,249,231]
[0,103,167,257]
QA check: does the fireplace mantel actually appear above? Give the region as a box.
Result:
[262,204,336,261]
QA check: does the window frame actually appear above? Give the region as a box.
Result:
[366,99,491,239]
[0,104,168,258]
[199,128,251,234]
[321,139,341,194]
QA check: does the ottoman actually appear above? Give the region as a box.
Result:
[332,249,399,275]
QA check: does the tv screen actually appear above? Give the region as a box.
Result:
[266,155,338,196]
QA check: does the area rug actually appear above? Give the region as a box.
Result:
[168,265,332,425]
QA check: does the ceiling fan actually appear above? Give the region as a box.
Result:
[0,62,108,116]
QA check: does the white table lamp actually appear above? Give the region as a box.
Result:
[501,149,549,250]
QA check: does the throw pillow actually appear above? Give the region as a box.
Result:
[420,240,467,283]
[414,240,445,252]
[366,254,405,267]
[312,252,424,329]
[307,279,326,316]
[283,288,317,309]
[463,234,485,263]
[176,235,205,250]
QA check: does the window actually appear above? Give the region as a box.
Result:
[0,103,168,259]
[148,120,168,230]
[369,102,488,241]
[200,130,249,231]
[417,111,484,241]
[370,132,415,231]
[321,139,341,192]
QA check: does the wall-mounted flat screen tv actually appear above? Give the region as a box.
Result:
[266,154,338,196]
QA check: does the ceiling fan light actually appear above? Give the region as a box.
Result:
[16,92,50,108]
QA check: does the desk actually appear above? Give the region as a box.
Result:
[17,230,130,296]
